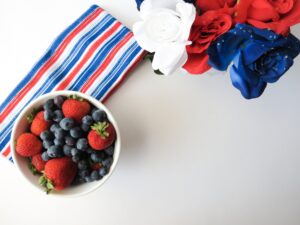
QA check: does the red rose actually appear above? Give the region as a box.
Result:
[235,0,300,35]
[197,0,237,12]
[183,9,233,74]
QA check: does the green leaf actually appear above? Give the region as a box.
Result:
[154,69,164,75]
[26,108,39,123]
[46,182,54,190]
[39,176,47,186]
[143,52,154,62]
[68,94,83,101]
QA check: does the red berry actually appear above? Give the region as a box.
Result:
[16,133,42,157]
[31,153,46,172]
[44,157,77,191]
[62,99,91,123]
[88,122,116,150]
[30,111,51,136]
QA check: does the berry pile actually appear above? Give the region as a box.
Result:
[15,95,116,194]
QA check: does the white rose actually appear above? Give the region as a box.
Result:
[133,0,196,75]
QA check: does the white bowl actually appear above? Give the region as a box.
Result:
[11,91,121,197]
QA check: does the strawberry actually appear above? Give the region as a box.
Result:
[62,95,91,123]
[16,133,42,157]
[31,154,46,172]
[88,122,116,150]
[39,157,77,193]
[30,111,51,136]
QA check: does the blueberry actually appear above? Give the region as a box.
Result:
[78,160,88,170]
[44,110,54,121]
[50,123,60,133]
[60,118,75,131]
[41,151,50,161]
[71,148,79,156]
[86,148,94,154]
[43,140,53,149]
[102,157,113,168]
[72,177,85,185]
[54,138,64,146]
[43,99,55,111]
[81,123,90,133]
[92,109,107,122]
[47,145,62,158]
[84,176,93,183]
[54,128,66,139]
[54,95,65,108]
[79,169,89,178]
[82,115,93,125]
[99,167,108,177]
[65,136,75,146]
[40,130,52,141]
[70,127,82,138]
[104,146,114,156]
[63,145,72,156]
[91,170,100,181]
[72,154,81,163]
[91,152,103,162]
[53,110,64,123]
[76,138,88,151]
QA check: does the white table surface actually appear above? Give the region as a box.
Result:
[1,1,300,225]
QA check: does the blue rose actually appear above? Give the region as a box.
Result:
[207,24,300,99]
[135,0,195,10]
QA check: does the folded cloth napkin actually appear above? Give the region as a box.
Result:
[0,5,144,162]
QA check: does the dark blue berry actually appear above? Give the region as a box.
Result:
[79,169,89,178]
[70,127,82,138]
[44,110,54,121]
[91,152,103,162]
[99,167,108,177]
[71,148,79,156]
[81,123,90,133]
[54,138,64,146]
[53,110,64,123]
[104,146,114,156]
[85,176,93,183]
[63,145,72,156]
[40,130,52,141]
[82,115,93,125]
[76,138,88,151]
[41,151,50,161]
[92,109,107,122]
[72,154,81,163]
[91,170,100,180]
[59,118,75,131]
[54,128,66,139]
[78,160,88,170]
[43,140,53,149]
[65,136,75,146]
[102,157,113,168]
[86,148,94,154]
[54,95,65,108]
[47,145,62,158]
[43,99,55,111]
[50,123,60,133]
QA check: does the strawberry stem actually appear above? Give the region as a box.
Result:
[68,94,84,101]
[91,122,110,139]
[39,174,54,194]
[26,108,38,123]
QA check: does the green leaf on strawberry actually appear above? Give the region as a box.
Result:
[39,174,55,194]
[91,122,110,139]
[68,94,84,101]
[26,108,39,123]
[27,157,41,175]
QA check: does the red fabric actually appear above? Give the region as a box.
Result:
[236,0,300,35]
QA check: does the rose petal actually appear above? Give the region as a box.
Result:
[132,21,160,52]
[140,0,181,18]
[183,53,211,74]
[152,43,187,75]
[176,1,196,41]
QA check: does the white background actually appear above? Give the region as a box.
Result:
[1,0,300,225]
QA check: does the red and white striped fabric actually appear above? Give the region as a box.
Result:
[0,5,145,162]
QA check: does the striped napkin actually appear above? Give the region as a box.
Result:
[0,5,144,162]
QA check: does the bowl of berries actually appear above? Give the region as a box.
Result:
[11,91,120,196]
